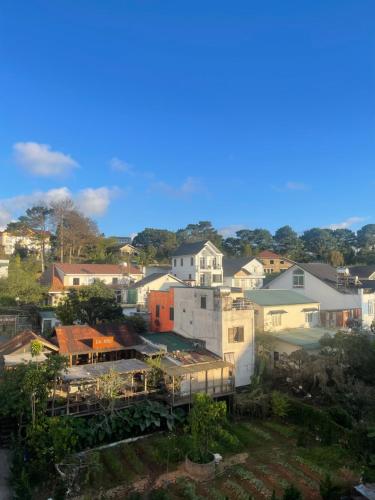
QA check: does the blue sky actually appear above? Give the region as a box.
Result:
[1,0,374,237]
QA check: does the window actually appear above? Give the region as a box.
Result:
[274,351,280,362]
[212,257,217,268]
[212,274,222,283]
[169,307,174,321]
[189,273,192,280]
[293,269,305,288]
[200,296,207,309]
[280,260,284,264]
[190,257,194,266]
[224,352,235,364]
[369,301,374,315]
[73,277,80,286]
[271,314,282,327]
[200,274,205,286]
[228,326,244,343]
[112,277,118,285]
[305,312,315,324]
[180,258,184,266]
[270,260,274,264]
[200,257,205,269]
[156,305,160,318]
[174,259,177,267]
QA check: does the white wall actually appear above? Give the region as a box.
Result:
[267,266,360,311]
[173,287,255,387]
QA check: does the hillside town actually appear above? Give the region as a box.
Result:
[1,211,375,499]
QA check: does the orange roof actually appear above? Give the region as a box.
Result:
[54,324,142,355]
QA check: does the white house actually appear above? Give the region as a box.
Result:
[171,240,223,287]
[173,286,255,387]
[265,263,375,329]
[124,272,186,307]
[223,257,264,290]
[40,263,144,306]
[0,230,51,256]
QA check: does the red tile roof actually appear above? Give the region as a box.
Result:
[0,330,59,355]
[53,324,142,355]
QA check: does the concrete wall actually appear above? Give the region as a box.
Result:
[173,287,255,387]
[253,302,320,333]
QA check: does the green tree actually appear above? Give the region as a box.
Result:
[0,255,47,305]
[176,221,222,248]
[357,224,375,250]
[56,281,123,325]
[133,228,177,261]
[188,393,227,463]
[329,250,344,267]
[301,228,336,260]
[274,225,299,255]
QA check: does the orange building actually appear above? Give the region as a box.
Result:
[148,288,175,332]
[258,250,294,274]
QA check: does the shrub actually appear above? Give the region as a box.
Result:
[271,391,290,418]
[319,474,342,500]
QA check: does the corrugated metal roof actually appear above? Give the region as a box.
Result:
[162,360,232,377]
[62,358,151,382]
[245,289,318,306]
[268,328,335,350]
[141,332,197,352]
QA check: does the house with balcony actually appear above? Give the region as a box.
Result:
[173,286,255,386]
[40,262,144,306]
[223,256,264,290]
[264,263,375,329]
[171,240,223,287]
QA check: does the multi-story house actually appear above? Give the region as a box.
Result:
[0,229,51,256]
[257,250,294,274]
[123,272,186,308]
[173,286,255,387]
[223,257,264,290]
[40,262,143,306]
[171,241,223,287]
[264,263,375,329]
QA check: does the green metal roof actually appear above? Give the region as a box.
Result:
[140,332,197,352]
[268,328,335,350]
[245,289,318,306]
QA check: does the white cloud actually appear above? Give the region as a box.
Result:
[218,224,247,238]
[328,216,367,230]
[109,157,134,174]
[151,177,204,198]
[0,186,119,228]
[76,187,120,217]
[13,142,78,176]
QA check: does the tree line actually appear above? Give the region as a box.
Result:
[132,221,375,266]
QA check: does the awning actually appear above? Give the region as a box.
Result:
[301,308,319,312]
[162,360,233,378]
[62,358,151,382]
[268,310,288,315]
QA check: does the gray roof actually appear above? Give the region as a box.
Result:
[223,257,260,277]
[245,289,318,306]
[172,240,221,257]
[297,263,339,287]
[349,265,375,279]
[62,358,151,382]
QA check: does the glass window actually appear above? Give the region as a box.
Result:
[112,277,118,285]
[271,314,282,327]
[73,277,80,286]
[274,351,280,361]
[293,269,305,288]
[169,307,174,321]
[270,260,274,264]
[173,259,176,267]
[228,326,244,343]
[200,296,207,309]
[305,312,314,323]
[180,258,183,266]
[190,257,194,266]
[212,274,222,283]
[156,305,160,318]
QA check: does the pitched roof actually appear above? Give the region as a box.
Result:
[297,263,339,288]
[349,265,375,279]
[269,328,335,350]
[54,323,142,355]
[129,272,185,289]
[172,240,222,257]
[0,330,59,355]
[258,250,284,259]
[54,263,142,275]
[245,289,318,306]
[222,257,260,276]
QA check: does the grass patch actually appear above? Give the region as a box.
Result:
[119,443,145,476]
[298,444,356,473]
[263,420,296,439]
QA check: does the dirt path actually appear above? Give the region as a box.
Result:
[0,449,11,500]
